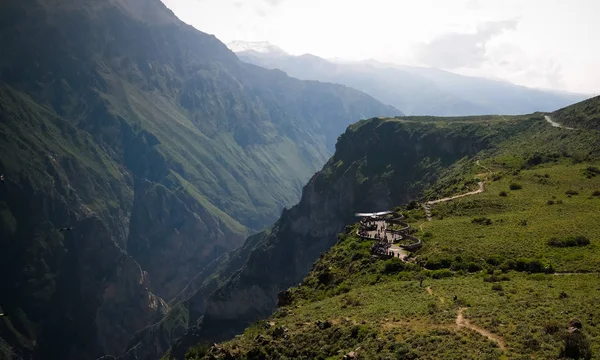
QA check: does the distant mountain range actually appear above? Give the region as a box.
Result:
[229,41,590,116]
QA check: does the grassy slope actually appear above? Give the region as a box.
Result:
[552,95,600,131]
[185,110,600,359]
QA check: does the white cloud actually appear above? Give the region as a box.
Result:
[414,20,518,69]
[160,0,600,93]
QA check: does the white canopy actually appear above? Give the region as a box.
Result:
[355,211,392,217]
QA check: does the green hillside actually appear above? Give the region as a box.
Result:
[181,99,600,359]
[552,95,600,131]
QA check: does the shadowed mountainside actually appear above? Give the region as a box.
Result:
[0,0,397,359]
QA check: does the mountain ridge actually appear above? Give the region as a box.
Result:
[229,40,589,116]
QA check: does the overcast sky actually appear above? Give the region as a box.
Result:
[161,0,599,94]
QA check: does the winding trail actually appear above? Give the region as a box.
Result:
[422,160,491,222]
[544,115,574,130]
[426,181,485,206]
[456,308,506,350]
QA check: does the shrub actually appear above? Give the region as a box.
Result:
[472,217,493,225]
[341,295,362,307]
[559,291,569,299]
[491,284,503,291]
[499,191,508,197]
[509,183,522,190]
[547,200,555,205]
[484,274,510,282]
[382,258,405,274]
[584,166,600,178]
[427,302,439,315]
[466,262,483,273]
[592,190,600,197]
[556,199,564,204]
[587,166,600,174]
[565,190,579,196]
[544,321,561,335]
[509,258,547,273]
[430,269,453,279]
[421,257,453,270]
[548,236,591,247]
[486,255,503,266]
[334,283,351,295]
[186,343,211,360]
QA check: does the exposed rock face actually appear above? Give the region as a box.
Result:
[73,217,169,356]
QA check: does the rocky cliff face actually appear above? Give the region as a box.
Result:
[36,217,169,358]
[164,118,512,359]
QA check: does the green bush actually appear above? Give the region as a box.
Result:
[185,343,211,360]
[592,190,600,197]
[499,191,508,197]
[584,166,600,178]
[486,256,503,266]
[509,183,523,190]
[565,190,579,196]
[333,283,351,295]
[421,257,453,270]
[430,269,453,279]
[484,274,510,282]
[547,199,555,205]
[382,258,405,274]
[544,320,561,335]
[472,217,492,225]
[547,235,591,247]
[500,258,550,273]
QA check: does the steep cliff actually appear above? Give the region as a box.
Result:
[162,115,536,359]
[0,0,397,358]
[185,104,600,360]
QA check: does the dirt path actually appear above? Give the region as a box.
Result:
[553,272,600,276]
[456,308,506,350]
[426,182,485,206]
[422,160,491,222]
[544,115,574,130]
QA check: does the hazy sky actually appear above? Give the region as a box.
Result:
[161,0,599,94]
